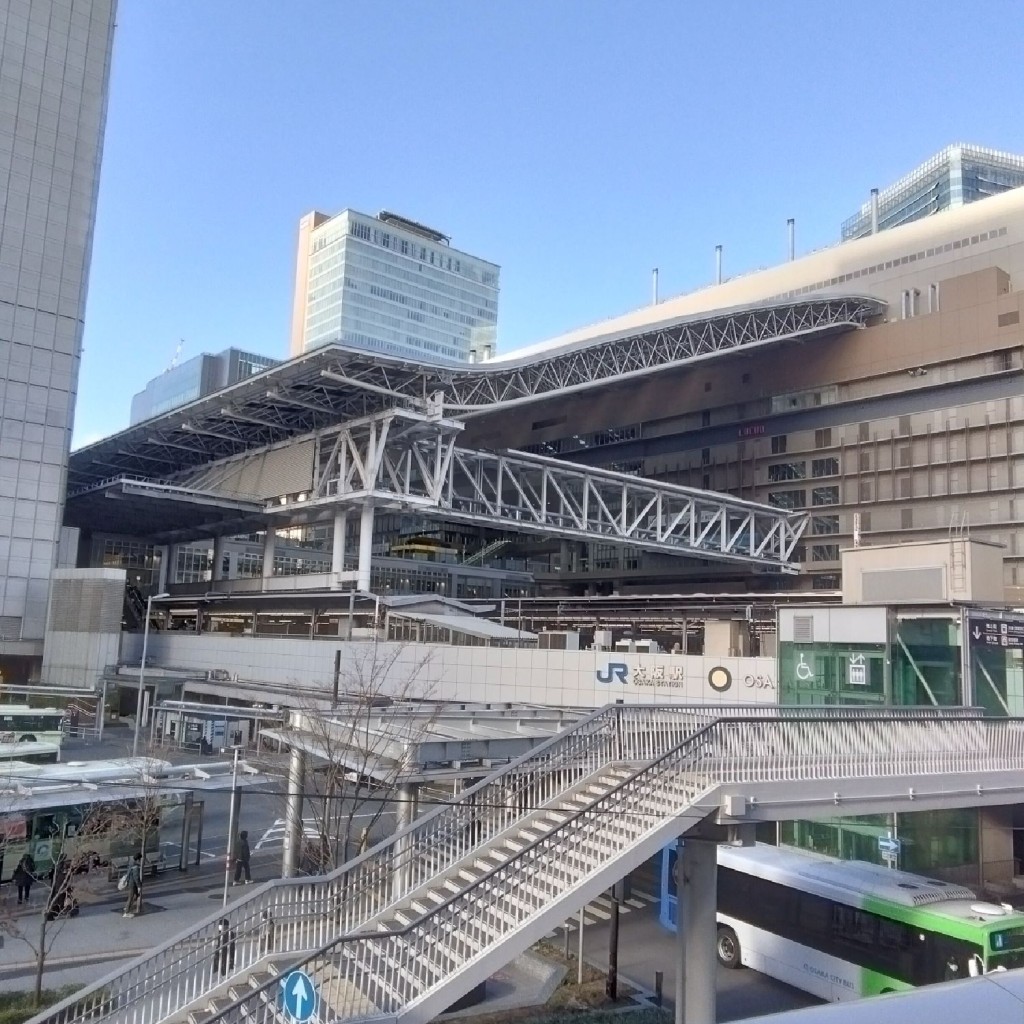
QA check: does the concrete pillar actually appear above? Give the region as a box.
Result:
[978,806,1015,885]
[211,536,227,582]
[282,747,305,878]
[392,782,419,899]
[157,544,170,592]
[331,510,348,590]
[262,528,276,584]
[357,504,374,592]
[675,838,717,1024]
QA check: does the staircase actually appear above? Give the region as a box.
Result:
[29,704,1013,1024]
[462,538,507,567]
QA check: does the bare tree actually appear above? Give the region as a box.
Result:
[285,641,438,873]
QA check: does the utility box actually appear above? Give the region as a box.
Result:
[704,619,750,657]
[538,631,580,651]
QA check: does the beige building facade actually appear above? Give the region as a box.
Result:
[468,187,1024,602]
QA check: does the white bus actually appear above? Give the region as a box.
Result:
[0,704,67,748]
[713,844,1024,1001]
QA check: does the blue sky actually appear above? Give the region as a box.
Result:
[74,0,1024,446]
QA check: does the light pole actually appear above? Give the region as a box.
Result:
[222,745,242,906]
[133,592,169,758]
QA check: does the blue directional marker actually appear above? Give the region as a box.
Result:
[280,969,317,1022]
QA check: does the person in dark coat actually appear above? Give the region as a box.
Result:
[13,853,35,904]
[232,830,252,884]
[122,852,143,917]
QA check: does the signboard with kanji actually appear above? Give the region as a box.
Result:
[968,617,1024,651]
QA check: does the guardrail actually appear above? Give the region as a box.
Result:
[28,704,991,1024]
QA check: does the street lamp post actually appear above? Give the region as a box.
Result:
[222,746,241,907]
[133,592,169,758]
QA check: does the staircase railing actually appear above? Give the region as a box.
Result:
[28,705,989,1024]
[192,711,1024,1024]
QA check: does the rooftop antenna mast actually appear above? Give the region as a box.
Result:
[166,339,184,373]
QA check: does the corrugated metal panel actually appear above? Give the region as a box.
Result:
[49,577,122,634]
[204,440,315,499]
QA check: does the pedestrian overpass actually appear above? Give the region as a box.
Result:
[29,706,1024,1024]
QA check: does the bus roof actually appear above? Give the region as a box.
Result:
[0,704,64,714]
[0,757,172,794]
[718,844,1024,930]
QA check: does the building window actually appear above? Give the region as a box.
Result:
[811,544,840,562]
[859,481,873,502]
[901,508,914,529]
[814,428,832,448]
[812,457,839,478]
[768,462,806,482]
[859,451,871,472]
[771,435,788,454]
[811,515,839,535]
[898,416,912,436]
[701,448,711,465]
[812,486,839,506]
[858,422,870,443]
[768,489,806,510]
[812,574,841,590]
[701,410,711,427]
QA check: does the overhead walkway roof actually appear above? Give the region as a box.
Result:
[68,295,880,492]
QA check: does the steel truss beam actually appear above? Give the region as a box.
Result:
[68,297,881,492]
[277,411,807,570]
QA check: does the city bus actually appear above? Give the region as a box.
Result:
[0,705,67,748]
[661,842,1024,1001]
[0,758,184,883]
[0,741,60,764]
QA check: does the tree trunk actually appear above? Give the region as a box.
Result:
[33,912,47,1005]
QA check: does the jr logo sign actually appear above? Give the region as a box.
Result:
[596,663,629,684]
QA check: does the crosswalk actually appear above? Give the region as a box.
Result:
[547,888,657,935]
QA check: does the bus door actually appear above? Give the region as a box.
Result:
[0,812,30,882]
[918,932,983,985]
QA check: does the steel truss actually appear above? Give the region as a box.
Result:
[284,410,807,570]
[68,296,881,491]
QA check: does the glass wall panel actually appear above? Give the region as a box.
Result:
[892,617,962,706]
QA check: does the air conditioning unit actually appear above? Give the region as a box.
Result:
[538,631,580,652]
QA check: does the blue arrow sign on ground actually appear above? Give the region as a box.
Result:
[280,969,317,1022]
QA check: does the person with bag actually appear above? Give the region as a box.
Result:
[13,852,35,905]
[121,853,143,917]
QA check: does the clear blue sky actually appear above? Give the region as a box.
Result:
[74,0,1024,446]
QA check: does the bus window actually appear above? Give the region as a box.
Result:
[0,814,28,842]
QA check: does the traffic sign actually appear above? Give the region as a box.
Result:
[877,835,901,857]
[280,969,317,1022]
[968,617,1024,651]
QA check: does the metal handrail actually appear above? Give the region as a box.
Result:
[26,705,992,1024]
[199,712,1024,1023]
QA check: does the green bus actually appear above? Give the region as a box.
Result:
[713,843,1024,1000]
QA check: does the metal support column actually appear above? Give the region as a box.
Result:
[262,528,276,585]
[282,747,305,878]
[357,504,374,592]
[675,838,717,1024]
[157,544,170,593]
[392,782,418,899]
[211,536,226,582]
[331,510,348,590]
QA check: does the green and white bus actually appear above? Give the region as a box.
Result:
[0,705,67,749]
[713,843,1024,1001]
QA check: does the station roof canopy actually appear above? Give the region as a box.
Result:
[68,296,881,494]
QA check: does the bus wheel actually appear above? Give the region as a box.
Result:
[716,926,742,969]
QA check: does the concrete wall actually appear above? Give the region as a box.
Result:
[120,632,778,709]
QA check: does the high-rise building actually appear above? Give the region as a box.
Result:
[289,209,500,362]
[0,0,117,660]
[841,143,1024,240]
[130,347,279,425]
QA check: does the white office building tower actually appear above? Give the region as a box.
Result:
[0,0,117,655]
[290,209,500,362]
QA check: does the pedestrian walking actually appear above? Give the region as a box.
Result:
[121,853,143,917]
[13,853,35,905]
[232,830,252,884]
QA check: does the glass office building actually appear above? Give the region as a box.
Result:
[130,347,279,424]
[842,144,1024,240]
[0,0,117,647]
[290,209,500,362]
